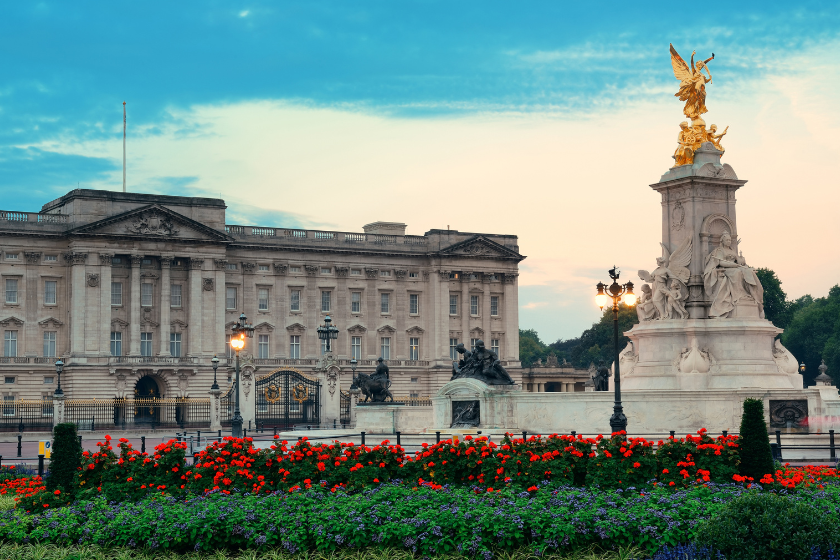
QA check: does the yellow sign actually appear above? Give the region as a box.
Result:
[38,440,52,459]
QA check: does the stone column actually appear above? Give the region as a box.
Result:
[461,273,470,346]
[129,255,143,356]
[209,387,222,432]
[436,270,450,361]
[64,252,88,356]
[23,252,41,356]
[52,394,65,427]
[159,256,173,357]
[349,388,360,426]
[188,258,204,357]
[319,365,341,427]
[214,260,227,357]
[482,274,492,350]
[503,273,519,361]
[98,253,114,356]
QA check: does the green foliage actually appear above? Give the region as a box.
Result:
[45,423,81,498]
[518,329,551,366]
[554,304,639,369]
[738,399,774,481]
[694,491,840,560]
[782,285,840,386]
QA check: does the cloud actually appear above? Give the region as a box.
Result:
[522,302,548,310]
[239,10,249,18]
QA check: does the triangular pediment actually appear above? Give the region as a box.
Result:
[406,326,425,335]
[347,324,367,334]
[69,204,231,243]
[285,322,306,335]
[377,324,396,334]
[0,316,24,328]
[254,321,275,332]
[436,235,524,261]
[38,317,64,328]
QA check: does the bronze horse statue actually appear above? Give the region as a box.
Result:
[353,371,393,403]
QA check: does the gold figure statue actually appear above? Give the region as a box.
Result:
[708,124,728,153]
[670,44,714,120]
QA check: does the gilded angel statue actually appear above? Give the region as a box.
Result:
[638,237,692,320]
[670,44,715,119]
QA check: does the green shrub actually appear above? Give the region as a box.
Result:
[738,398,774,480]
[694,491,840,559]
[46,423,81,497]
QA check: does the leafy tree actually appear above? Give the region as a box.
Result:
[738,398,774,481]
[47,422,82,498]
[755,268,791,329]
[518,329,550,367]
[782,285,840,386]
[548,304,640,369]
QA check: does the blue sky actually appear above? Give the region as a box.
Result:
[2,2,839,342]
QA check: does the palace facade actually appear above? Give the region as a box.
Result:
[0,189,523,403]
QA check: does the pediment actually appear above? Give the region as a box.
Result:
[286,322,306,334]
[171,319,189,331]
[436,235,524,261]
[111,318,130,329]
[0,316,24,328]
[377,324,396,334]
[38,317,64,329]
[406,326,425,335]
[69,204,231,243]
[469,327,485,337]
[254,321,275,332]
[347,324,367,335]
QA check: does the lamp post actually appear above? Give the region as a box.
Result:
[229,313,254,437]
[595,266,636,434]
[317,316,339,354]
[211,355,220,391]
[54,359,64,397]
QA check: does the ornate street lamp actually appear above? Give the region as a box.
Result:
[595,266,636,434]
[799,362,806,375]
[229,313,254,437]
[211,355,220,391]
[54,359,64,397]
[317,315,339,353]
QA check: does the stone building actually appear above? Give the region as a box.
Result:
[0,189,523,403]
[521,355,590,392]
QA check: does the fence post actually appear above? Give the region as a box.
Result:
[274,427,278,438]
[38,454,44,477]
[770,442,782,462]
[0,455,3,467]
[435,431,440,443]
[18,418,23,433]
[243,429,247,438]
[197,430,201,447]
[333,419,336,429]
[360,432,365,446]
[17,435,22,457]
[217,430,222,443]
[91,416,95,432]
[669,430,675,438]
[248,421,251,431]
[141,436,146,454]
[722,430,728,437]
[830,430,836,462]
[775,430,782,447]
[522,431,528,441]
[396,431,401,446]
[476,431,482,436]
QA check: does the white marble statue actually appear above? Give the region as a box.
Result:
[664,278,689,319]
[702,232,764,319]
[636,283,657,321]
[639,237,692,319]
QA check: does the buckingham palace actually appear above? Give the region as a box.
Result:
[0,189,524,407]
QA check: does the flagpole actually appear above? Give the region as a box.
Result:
[122,101,126,193]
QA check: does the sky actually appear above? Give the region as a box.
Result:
[1,2,839,343]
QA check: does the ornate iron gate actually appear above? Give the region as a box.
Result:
[340,390,350,427]
[255,368,320,429]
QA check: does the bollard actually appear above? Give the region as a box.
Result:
[38,454,44,477]
[189,436,194,456]
[830,430,836,462]
[396,431,401,446]
[17,435,22,458]
[274,427,278,437]
[197,430,201,447]
[522,431,528,441]
[571,431,576,438]
[91,416,95,432]
[333,419,337,429]
[770,442,782,462]
[218,430,222,443]
[298,436,302,442]
[435,431,440,443]
[0,455,2,467]
[775,430,782,448]
[477,431,482,435]
[141,436,146,454]
[18,419,23,433]
[243,429,247,438]
[193,453,198,465]
[248,421,251,431]
[722,430,728,437]
[360,432,366,446]
[307,425,311,431]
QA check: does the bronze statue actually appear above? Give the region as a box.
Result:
[451,339,514,385]
[593,360,609,391]
[352,357,394,402]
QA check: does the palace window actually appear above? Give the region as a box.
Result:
[289,266,301,273]
[490,296,499,316]
[350,269,361,276]
[351,292,361,313]
[351,336,362,360]
[258,264,269,271]
[258,288,269,311]
[4,377,13,384]
[110,332,122,357]
[140,332,153,357]
[321,291,331,312]
[409,294,419,315]
[5,253,18,260]
[44,377,54,384]
[226,263,237,270]
[471,338,479,351]
[43,331,56,357]
[5,279,18,304]
[3,331,17,357]
[380,270,391,277]
[470,295,479,316]
[449,295,458,315]
[226,287,237,310]
[225,334,234,359]
[44,281,57,305]
[171,284,182,307]
[258,335,269,359]
[111,282,122,306]
[449,338,459,360]
[321,267,331,275]
[491,339,500,355]
[170,333,182,357]
[290,290,301,312]
[141,283,153,307]
[409,272,419,279]
[380,292,390,314]
[44,255,57,262]
[409,337,419,361]
[380,337,391,360]
[289,335,301,359]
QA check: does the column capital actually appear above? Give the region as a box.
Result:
[241,262,256,274]
[437,269,450,280]
[189,258,205,270]
[24,252,42,264]
[98,253,115,266]
[160,256,175,269]
[214,259,228,270]
[63,252,88,266]
[273,263,287,275]
[129,255,144,266]
[503,273,518,284]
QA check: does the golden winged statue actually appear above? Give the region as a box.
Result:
[670,44,715,120]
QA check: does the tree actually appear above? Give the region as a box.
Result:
[47,422,82,498]
[738,398,774,480]
[782,285,840,386]
[549,304,640,369]
[755,268,792,329]
[518,329,550,367]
